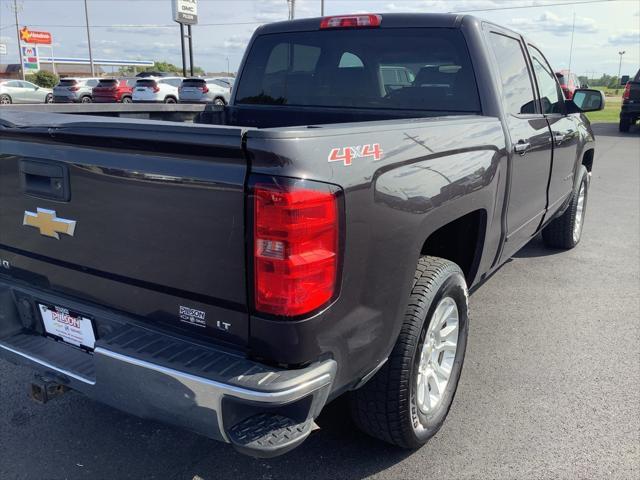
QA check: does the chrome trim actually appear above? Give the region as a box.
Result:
[94,347,333,404]
[0,342,96,385]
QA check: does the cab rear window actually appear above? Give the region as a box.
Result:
[235,28,480,113]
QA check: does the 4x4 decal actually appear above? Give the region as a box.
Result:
[328,143,383,166]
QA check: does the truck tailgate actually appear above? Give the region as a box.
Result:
[0,112,249,346]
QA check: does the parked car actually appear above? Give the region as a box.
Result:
[92,78,138,103]
[0,13,604,458]
[619,68,640,132]
[136,71,174,78]
[0,79,52,104]
[179,77,233,105]
[556,69,581,100]
[132,77,182,103]
[53,77,100,103]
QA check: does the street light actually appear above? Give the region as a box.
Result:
[617,50,626,85]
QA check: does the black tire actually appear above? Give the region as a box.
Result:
[164,96,177,104]
[45,93,53,104]
[619,118,631,132]
[350,256,469,449]
[80,96,92,103]
[213,97,226,106]
[542,166,589,249]
[0,94,12,105]
[121,96,132,104]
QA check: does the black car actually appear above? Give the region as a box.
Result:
[620,69,640,132]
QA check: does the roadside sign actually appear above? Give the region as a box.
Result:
[21,45,40,73]
[172,0,198,25]
[0,44,7,55]
[20,27,52,45]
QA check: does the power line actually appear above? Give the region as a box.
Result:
[449,0,619,13]
[0,21,263,29]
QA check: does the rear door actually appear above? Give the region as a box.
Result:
[485,28,554,259]
[528,44,579,214]
[0,113,250,346]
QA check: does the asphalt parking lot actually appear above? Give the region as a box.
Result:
[0,123,638,480]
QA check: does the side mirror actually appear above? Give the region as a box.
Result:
[567,88,605,113]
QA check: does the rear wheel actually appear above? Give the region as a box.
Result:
[164,96,177,104]
[121,96,132,104]
[45,93,53,104]
[80,95,92,103]
[542,166,589,249]
[213,97,226,106]
[350,256,469,448]
[0,94,11,105]
[619,117,631,132]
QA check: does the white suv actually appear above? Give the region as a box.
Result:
[53,77,101,103]
[132,77,183,103]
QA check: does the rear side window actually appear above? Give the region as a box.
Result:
[86,79,99,87]
[161,78,182,87]
[528,45,563,114]
[211,79,231,88]
[487,32,536,115]
[235,28,480,113]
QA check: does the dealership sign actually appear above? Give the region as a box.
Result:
[22,45,40,73]
[20,27,52,45]
[172,0,198,25]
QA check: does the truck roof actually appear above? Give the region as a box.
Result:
[257,13,468,35]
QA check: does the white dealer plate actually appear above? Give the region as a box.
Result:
[39,304,96,350]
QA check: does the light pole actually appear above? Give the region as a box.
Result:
[83,0,95,76]
[617,50,626,85]
[321,0,324,16]
[287,0,295,20]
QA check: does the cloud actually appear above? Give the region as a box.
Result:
[223,34,252,51]
[510,11,597,35]
[608,30,640,45]
[105,26,176,36]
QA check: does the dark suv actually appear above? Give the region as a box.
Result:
[620,69,640,132]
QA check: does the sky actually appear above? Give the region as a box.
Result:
[0,0,638,77]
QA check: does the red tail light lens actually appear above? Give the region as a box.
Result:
[320,14,381,29]
[623,82,631,100]
[68,86,80,92]
[253,182,339,317]
[152,85,160,93]
[201,85,209,93]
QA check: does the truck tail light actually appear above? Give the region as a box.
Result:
[253,181,340,317]
[320,14,381,29]
[623,82,631,100]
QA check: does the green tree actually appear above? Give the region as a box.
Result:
[25,70,59,88]
[118,61,205,76]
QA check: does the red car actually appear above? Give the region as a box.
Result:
[555,70,582,100]
[92,78,137,103]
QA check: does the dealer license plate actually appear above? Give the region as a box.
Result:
[39,304,96,350]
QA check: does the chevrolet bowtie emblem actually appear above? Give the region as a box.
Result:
[23,208,77,239]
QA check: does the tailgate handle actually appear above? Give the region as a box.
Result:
[19,159,71,202]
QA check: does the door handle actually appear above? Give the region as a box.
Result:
[514,141,530,155]
[553,133,566,144]
[19,159,71,201]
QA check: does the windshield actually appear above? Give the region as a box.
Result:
[235,28,480,113]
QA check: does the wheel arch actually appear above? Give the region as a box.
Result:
[419,209,487,286]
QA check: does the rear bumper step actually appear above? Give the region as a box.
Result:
[0,282,335,457]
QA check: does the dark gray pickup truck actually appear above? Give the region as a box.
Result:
[0,14,604,457]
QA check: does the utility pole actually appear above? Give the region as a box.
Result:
[321,0,324,16]
[83,0,95,76]
[12,0,25,80]
[567,12,575,76]
[617,51,626,84]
